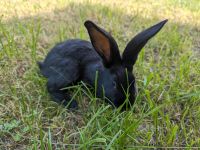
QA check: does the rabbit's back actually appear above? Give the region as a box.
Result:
[39,39,104,84]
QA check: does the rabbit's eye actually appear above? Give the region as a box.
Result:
[112,81,117,88]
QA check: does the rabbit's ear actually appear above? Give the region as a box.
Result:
[122,19,168,72]
[84,20,121,67]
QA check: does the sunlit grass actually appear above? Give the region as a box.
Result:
[0,0,200,149]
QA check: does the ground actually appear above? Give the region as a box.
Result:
[0,0,200,149]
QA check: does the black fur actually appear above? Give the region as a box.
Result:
[38,20,168,110]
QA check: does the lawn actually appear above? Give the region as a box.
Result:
[0,0,200,149]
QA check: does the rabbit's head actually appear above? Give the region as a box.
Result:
[84,19,167,110]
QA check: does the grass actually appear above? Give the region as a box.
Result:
[0,0,200,149]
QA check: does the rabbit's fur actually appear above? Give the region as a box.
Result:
[38,20,167,109]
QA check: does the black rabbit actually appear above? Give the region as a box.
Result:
[38,19,168,109]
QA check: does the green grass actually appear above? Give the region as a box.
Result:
[0,0,200,149]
